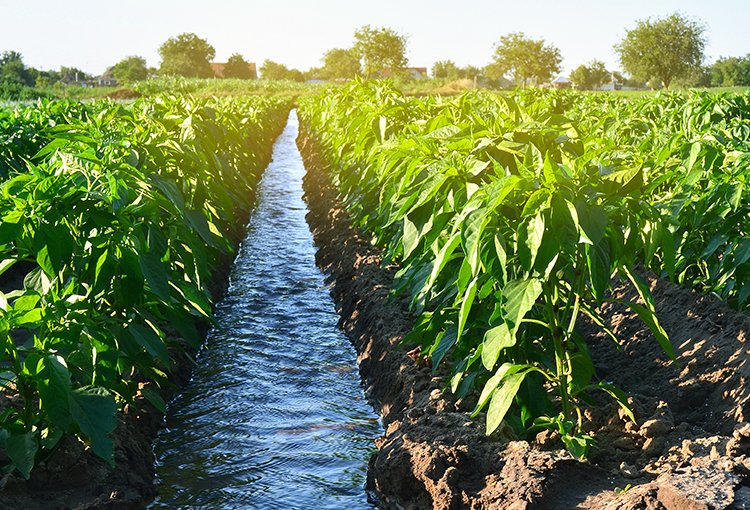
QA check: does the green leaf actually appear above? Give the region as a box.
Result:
[37,355,73,430]
[68,386,116,466]
[456,277,479,343]
[521,188,552,218]
[140,386,166,414]
[501,278,543,338]
[482,322,513,371]
[177,281,214,320]
[486,371,528,435]
[518,213,544,272]
[129,323,170,367]
[138,252,171,303]
[461,206,490,277]
[734,237,750,266]
[147,224,169,258]
[417,232,462,312]
[431,324,458,369]
[609,298,676,365]
[167,308,202,350]
[24,268,51,294]
[472,363,516,415]
[185,209,215,248]
[576,202,607,246]
[5,430,39,480]
[599,167,643,196]
[598,383,635,423]
[0,210,25,245]
[35,245,54,277]
[587,239,611,304]
[424,125,461,139]
[13,292,39,313]
[700,233,728,260]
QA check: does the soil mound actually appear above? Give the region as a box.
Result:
[100,89,142,100]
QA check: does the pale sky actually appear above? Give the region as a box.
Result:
[2,0,748,77]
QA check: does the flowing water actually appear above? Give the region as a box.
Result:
[150,110,381,510]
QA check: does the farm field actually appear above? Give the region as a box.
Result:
[2,79,750,508]
[297,80,750,508]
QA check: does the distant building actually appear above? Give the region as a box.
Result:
[97,68,118,87]
[593,75,624,91]
[550,75,572,89]
[60,72,90,87]
[493,76,514,89]
[210,61,257,79]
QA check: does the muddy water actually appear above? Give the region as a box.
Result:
[150,110,381,510]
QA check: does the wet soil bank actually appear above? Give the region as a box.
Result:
[0,124,285,510]
[297,124,750,510]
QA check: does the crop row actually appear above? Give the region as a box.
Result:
[298,80,750,457]
[0,95,292,477]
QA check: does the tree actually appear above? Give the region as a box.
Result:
[0,51,34,86]
[321,48,361,80]
[711,55,750,87]
[259,59,288,80]
[223,53,255,79]
[304,67,324,81]
[284,68,305,82]
[158,33,216,78]
[487,32,562,87]
[569,59,611,90]
[113,55,148,85]
[431,60,460,80]
[353,25,408,78]
[613,12,707,90]
[459,65,482,80]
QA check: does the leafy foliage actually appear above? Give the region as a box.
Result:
[298,80,696,458]
[0,94,292,478]
[158,33,216,78]
[353,25,409,78]
[321,48,361,80]
[223,53,256,80]
[113,55,149,85]
[486,32,562,86]
[132,75,321,95]
[569,60,611,90]
[614,11,707,90]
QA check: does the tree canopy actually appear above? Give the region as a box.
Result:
[321,48,361,80]
[487,32,562,87]
[710,55,750,87]
[353,25,408,78]
[432,60,460,80]
[614,12,706,90]
[223,53,255,79]
[158,33,216,78]
[1,51,34,86]
[259,59,288,80]
[569,60,611,90]
[113,55,148,85]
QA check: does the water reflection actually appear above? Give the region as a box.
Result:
[150,110,381,510]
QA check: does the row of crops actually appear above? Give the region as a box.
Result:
[0,95,292,478]
[298,80,750,457]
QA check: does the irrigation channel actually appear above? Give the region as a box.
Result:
[149,110,382,510]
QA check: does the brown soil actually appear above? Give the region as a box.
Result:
[297,122,750,510]
[98,89,142,100]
